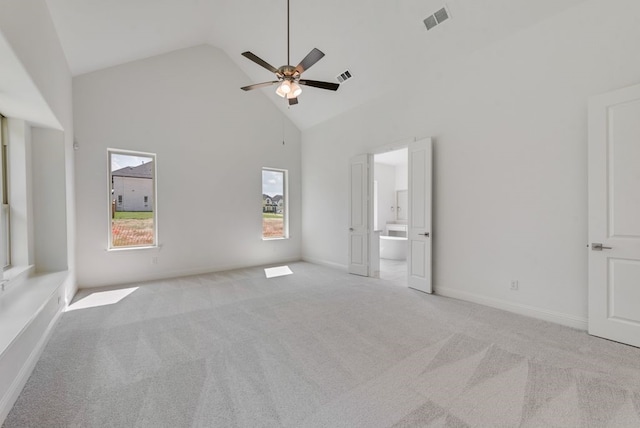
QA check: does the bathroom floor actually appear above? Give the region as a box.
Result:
[379,258,407,285]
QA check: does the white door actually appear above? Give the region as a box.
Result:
[349,154,371,276]
[408,138,433,293]
[588,83,640,348]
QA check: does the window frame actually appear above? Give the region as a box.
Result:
[0,115,10,269]
[107,149,158,250]
[262,167,289,240]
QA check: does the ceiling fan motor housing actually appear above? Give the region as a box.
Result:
[277,65,300,81]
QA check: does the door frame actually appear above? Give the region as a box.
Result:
[370,141,412,280]
[367,137,429,285]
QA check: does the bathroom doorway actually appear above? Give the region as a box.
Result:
[374,148,408,285]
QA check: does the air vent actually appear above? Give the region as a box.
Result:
[434,7,449,24]
[336,69,353,83]
[423,6,451,30]
[423,15,437,31]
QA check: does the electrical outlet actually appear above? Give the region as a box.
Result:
[151,256,158,265]
[510,280,519,291]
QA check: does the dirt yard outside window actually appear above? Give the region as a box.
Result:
[263,213,284,238]
[112,212,154,247]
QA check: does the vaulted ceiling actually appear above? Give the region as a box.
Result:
[44,0,586,130]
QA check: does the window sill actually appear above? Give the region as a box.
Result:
[262,237,290,241]
[1,265,35,292]
[0,270,68,356]
[106,244,161,253]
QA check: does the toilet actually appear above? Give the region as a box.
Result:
[380,223,407,260]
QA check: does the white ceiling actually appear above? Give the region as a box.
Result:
[44,0,586,130]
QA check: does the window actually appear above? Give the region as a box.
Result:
[0,115,9,268]
[109,150,157,249]
[262,168,288,239]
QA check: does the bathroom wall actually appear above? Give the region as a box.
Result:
[395,163,408,191]
[374,163,396,231]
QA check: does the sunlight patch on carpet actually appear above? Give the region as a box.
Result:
[66,287,139,311]
[264,266,293,278]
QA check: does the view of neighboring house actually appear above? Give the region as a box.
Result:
[112,162,154,212]
[262,194,283,214]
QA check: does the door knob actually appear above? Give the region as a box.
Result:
[591,243,612,251]
[421,232,430,237]
[349,228,354,232]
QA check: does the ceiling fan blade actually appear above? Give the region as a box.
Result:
[299,79,340,91]
[241,81,279,91]
[295,48,325,74]
[288,97,299,106]
[241,51,278,74]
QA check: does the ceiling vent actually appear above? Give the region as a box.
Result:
[336,69,353,83]
[423,6,451,30]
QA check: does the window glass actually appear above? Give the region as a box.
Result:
[262,168,287,239]
[109,150,156,248]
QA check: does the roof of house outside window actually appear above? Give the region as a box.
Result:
[112,161,153,179]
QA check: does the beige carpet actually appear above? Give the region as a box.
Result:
[4,262,640,427]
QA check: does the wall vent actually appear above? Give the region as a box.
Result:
[423,6,451,30]
[336,69,353,83]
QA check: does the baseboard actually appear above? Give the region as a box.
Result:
[436,286,588,331]
[0,302,63,424]
[301,256,348,272]
[78,257,305,289]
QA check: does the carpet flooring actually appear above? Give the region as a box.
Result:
[4,262,640,427]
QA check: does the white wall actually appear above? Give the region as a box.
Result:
[32,128,68,272]
[301,0,640,327]
[0,0,75,422]
[0,0,76,290]
[74,45,302,287]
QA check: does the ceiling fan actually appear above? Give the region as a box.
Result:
[240,0,340,105]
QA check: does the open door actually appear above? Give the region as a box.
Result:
[408,138,433,293]
[349,154,371,276]
[588,84,640,347]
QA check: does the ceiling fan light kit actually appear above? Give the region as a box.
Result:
[275,80,302,98]
[240,0,339,105]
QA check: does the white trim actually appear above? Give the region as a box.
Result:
[0,264,34,293]
[77,257,304,289]
[262,167,289,239]
[436,285,588,330]
[106,245,159,252]
[0,298,63,424]
[301,256,348,272]
[107,149,157,250]
[370,137,414,155]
